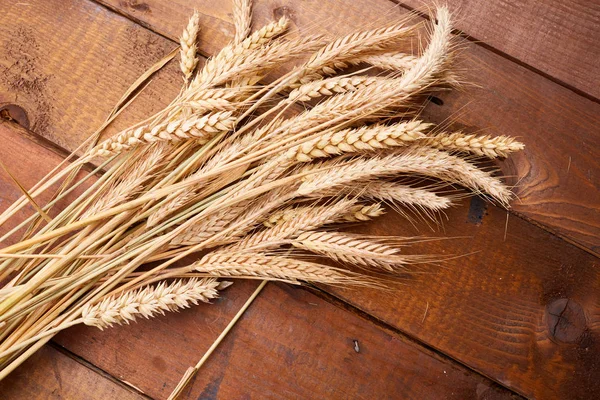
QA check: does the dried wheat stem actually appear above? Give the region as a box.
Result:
[355,181,452,211]
[423,132,525,158]
[263,203,384,227]
[81,278,229,330]
[180,11,200,81]
[91,112,236,156]
[291,21,418,86]
[231,199,357,251]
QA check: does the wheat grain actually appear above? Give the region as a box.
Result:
[291,21,418,86]
[299,146,511,205]
[288,76,386,102]
[292,231,411,271]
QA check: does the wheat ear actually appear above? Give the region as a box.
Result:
[81,278,229,330]
[195,253,366,285]
[299,147,511,205]
[233,0,253,44]
[423,132,525,158]
[286,120,431,162]
[91,112,236,156]
[180,11,200,81]
[292,231,417,271]
[263,203,384,227]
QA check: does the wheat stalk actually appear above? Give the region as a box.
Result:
[292,231,418,271]
[233,0,253,44]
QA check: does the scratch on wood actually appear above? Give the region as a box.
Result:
[422,302,429,323]
[504,212,509,242]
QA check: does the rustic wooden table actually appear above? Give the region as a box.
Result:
[0,0,598,399]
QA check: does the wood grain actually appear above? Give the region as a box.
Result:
[400,0,600,100]
[326,200,600,399]
[97,0,600,252]
[54,281,521,400]
[0,0,181,152]
[0,345,145,400]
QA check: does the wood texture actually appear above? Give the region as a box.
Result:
[401,0,600,100]
[0,345,145,400]
[54,282,521,400]
[328,201,600,399]
[0,0,181,152]
[98,0,600,253]
[0,0,598,399]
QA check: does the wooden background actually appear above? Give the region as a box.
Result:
[0,0,598,398]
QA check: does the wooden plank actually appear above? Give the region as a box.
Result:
[325,200,600,399]
[0,0,598,398]
[0,0,181,152]
[97,0,600,253]
[0,119,521,399]
[401,0,600,100]
[0,345,145,400]
[54,281,522,400]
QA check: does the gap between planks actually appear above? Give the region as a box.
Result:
[48,342,154,399]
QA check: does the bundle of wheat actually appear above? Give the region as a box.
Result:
[0,0,522,386]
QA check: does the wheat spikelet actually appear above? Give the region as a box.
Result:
[342,203,386,222]
[81,279,227,330]
[233,0,253,44]
[262,202,383,228]
[180,11,200,81]
[286,120,431,162]
[423,132,525,158]
[192,35,323,89]
[242,17,288,49]
[292,231,412,271]
[91,112,236,156]
[195,253,364,285]
[299,147,511,204]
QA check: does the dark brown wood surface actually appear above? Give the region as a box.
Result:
[0,345,146,399]
[0,0,598,398]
